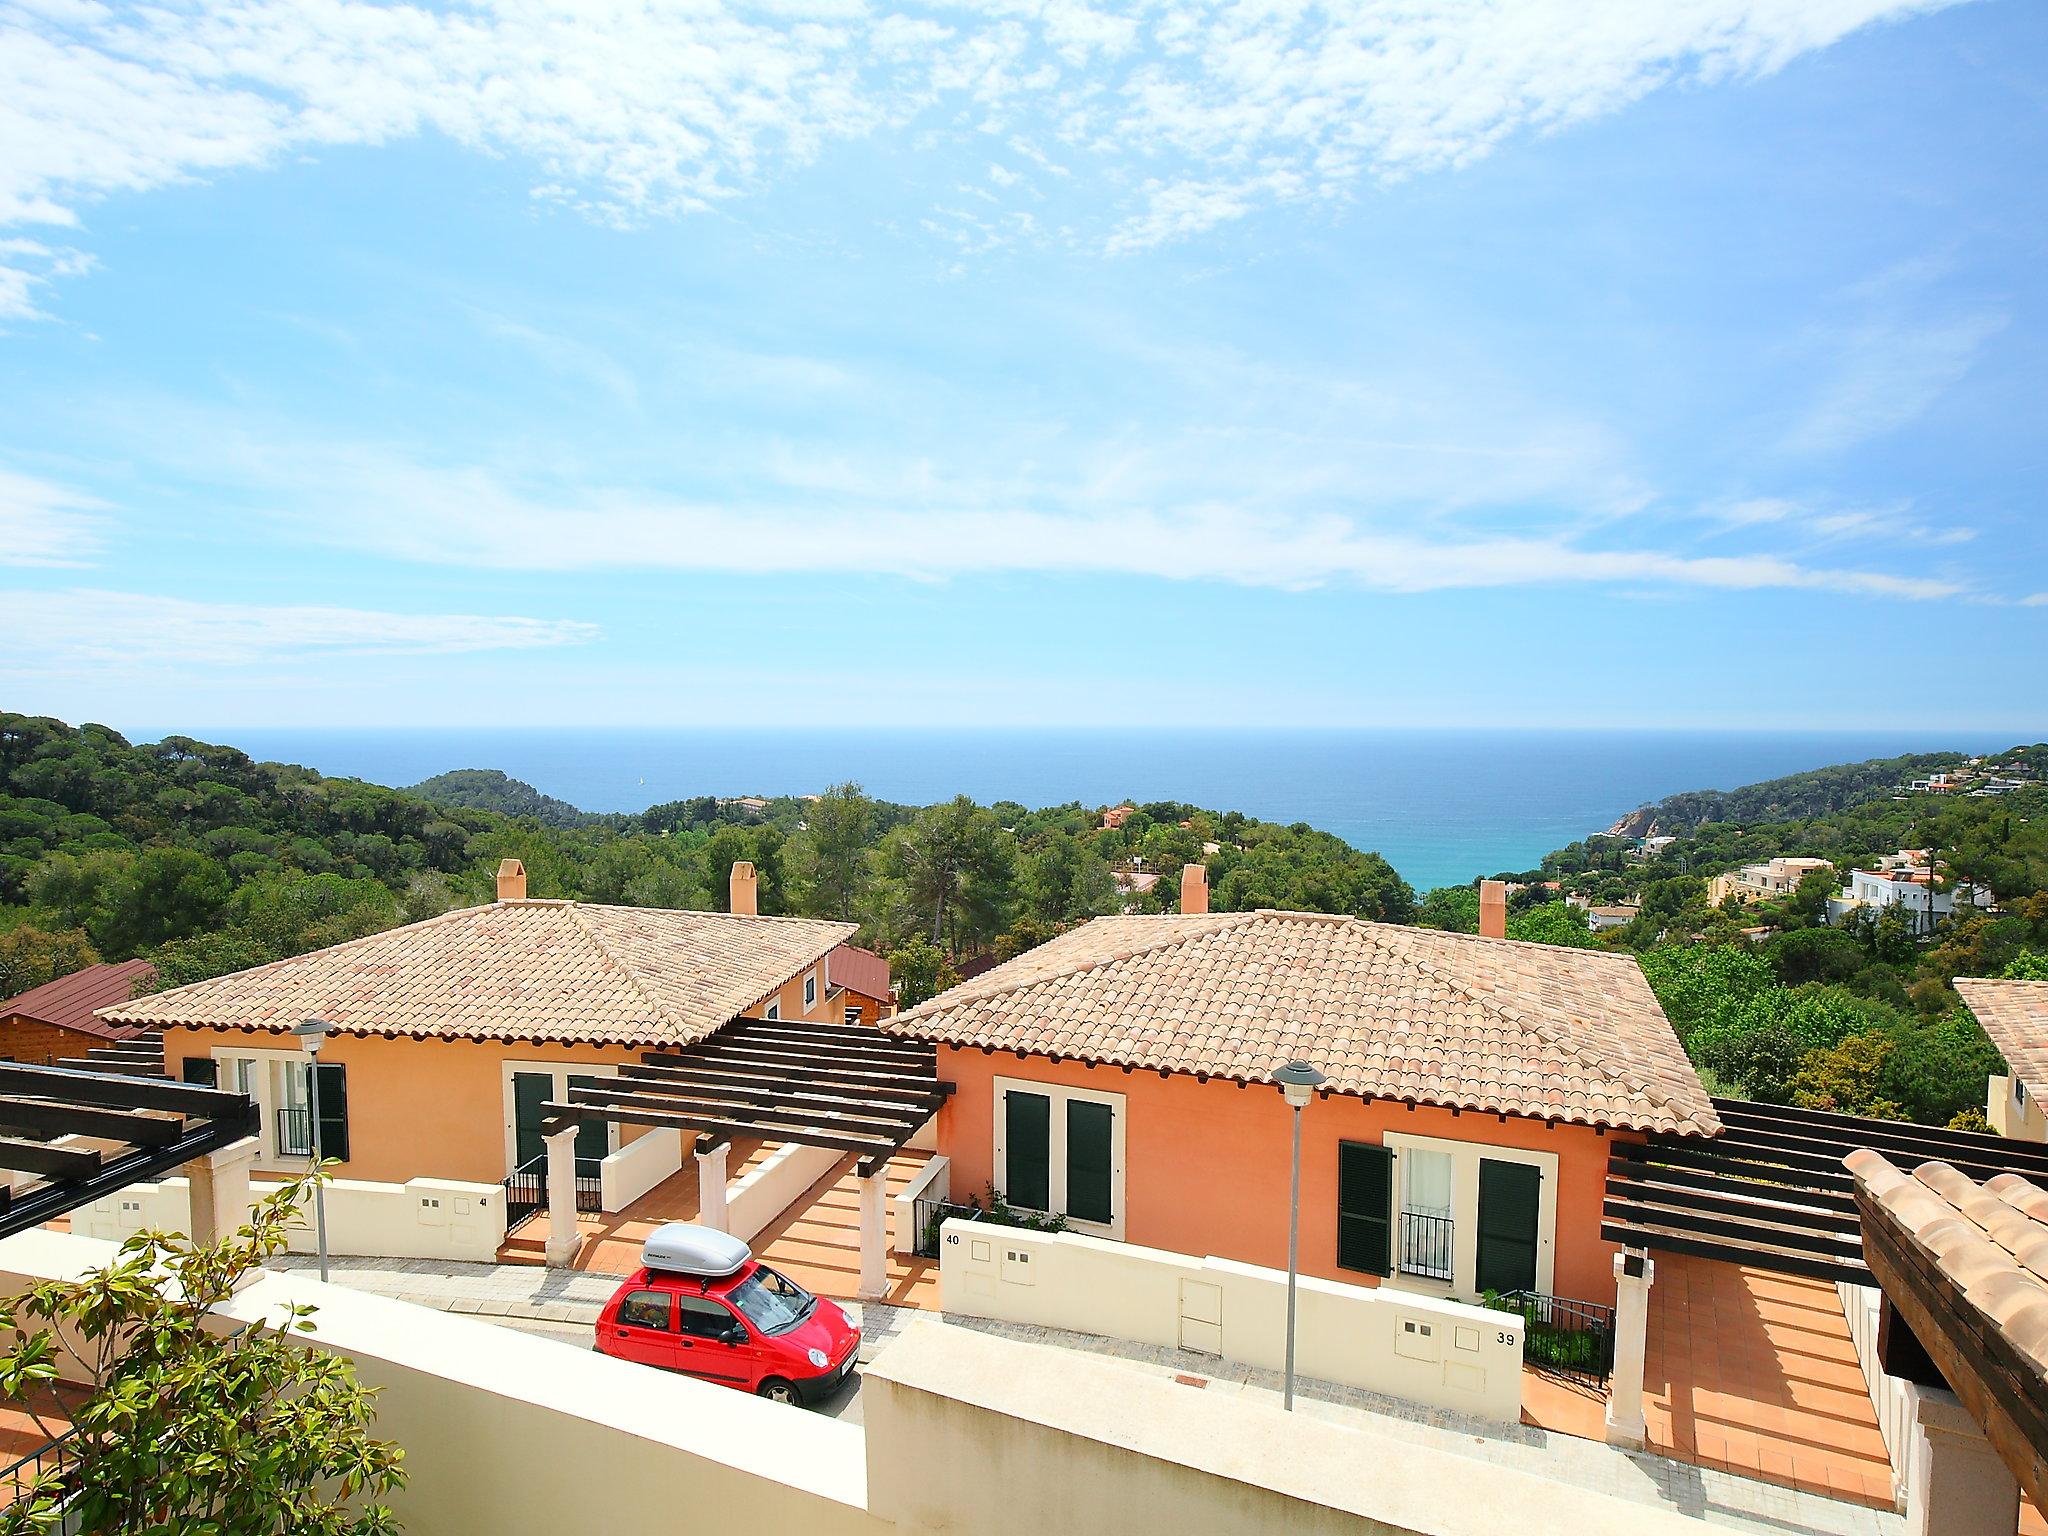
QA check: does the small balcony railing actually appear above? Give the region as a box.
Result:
[275,1106,315,1158]
[1397,1210,1454,1281]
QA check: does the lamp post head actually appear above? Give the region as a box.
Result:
[1273,1059,1326,1109]
[294,1017,331,1056]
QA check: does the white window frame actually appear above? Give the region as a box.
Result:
[1383,1130,1558,1300]
[803,970,818,1011]
[499,1061,622,1177]
[210,1044,320,1166]
[764,1000,780,1021]
[991,1075,1126,1241]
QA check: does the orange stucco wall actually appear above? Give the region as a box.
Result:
[936,1045,1637,1305]
[158,953,843,1187]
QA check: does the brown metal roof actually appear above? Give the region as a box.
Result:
[2,960,156,1041]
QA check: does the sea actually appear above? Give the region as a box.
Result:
[180,728,2027,896]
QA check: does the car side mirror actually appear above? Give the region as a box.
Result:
[723,1324,747,1345]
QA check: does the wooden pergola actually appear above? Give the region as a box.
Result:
[0,1061,258,1238]
[1603,1096,2048,1283]
[542,1014,952,1174]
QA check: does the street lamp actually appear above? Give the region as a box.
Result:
[1273,1058,1326,1411]
[293,1017,332,1283]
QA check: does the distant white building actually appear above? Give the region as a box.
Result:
[1826,851,1993,933]
[1705,857,1833,907]
[1584,904,1641,932]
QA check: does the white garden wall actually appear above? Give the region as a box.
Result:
[940,1221,1524,1424]
[600,1128,683,1212]
[893,1156,949,1255]
[728,1143,846,1244]
[75,1174,506,1264]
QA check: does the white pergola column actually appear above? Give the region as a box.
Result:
[858,1165,889,1300]
[542,1123,584,1267]
[696,1140,731,1232]
[183,1136,259,1247]
[1906,1388,2020,1536]
[1604,1249,1655,1449]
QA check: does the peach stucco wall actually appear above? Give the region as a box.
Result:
[158,954,842,1188]
[936,1045,1636,1305]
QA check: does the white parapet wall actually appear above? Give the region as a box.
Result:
[1838,1280,1908,1508]
[893,1156,949,1255]
[728,1142,847,1244]
[601,1128,684,1213]
[75,1174,506,1264]
[939,1221,1524,1425]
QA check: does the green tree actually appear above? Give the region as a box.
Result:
[1017,837,1117,925]
[1638,944,1775,1039]
[1415,887,1478,933]
[1507,902,1594,948]
[1788,1030,1901,1118]
[0,1171,405,1534]
[0,924,99,999]
[786,782,875,921]
[2004,949,2048,980]
[880,797,1013,947]
[888,938,959,1009]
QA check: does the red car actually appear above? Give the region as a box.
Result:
[595,1223,861,1405]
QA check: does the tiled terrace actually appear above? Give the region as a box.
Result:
[1644,1253,1893,1509]
[0,1384,82,1511]
[502,1141,939,1308]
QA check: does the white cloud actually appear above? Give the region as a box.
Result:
[0,588,599,668]
[1785,310,2008,454]
[0,466,106,564]
[0,0,1970,296]
[2023,592,2048,608]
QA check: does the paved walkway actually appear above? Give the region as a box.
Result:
[274,1254,1897,1535]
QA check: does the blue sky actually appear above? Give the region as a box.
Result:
[1,0,2044,732]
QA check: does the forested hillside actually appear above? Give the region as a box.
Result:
[1617,750,1971,831]
[0,714,1411,1007]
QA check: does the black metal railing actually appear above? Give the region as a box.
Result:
[275,1105,314,1158]
[500,1154,603,1234]
[0,1422,81,1508]
[1495,1289,1616,1386]
[913,1198,983,1258]
[1397,1211,1454,1281]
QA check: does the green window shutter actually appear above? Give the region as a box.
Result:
[1004,1091,1051,1211]
[1337,1141,1392,1276]
[513,1072,552,1168]
[315,1062,349,1164]
[1065,1100,1114,1224]
[568,1076,610,1174]
[1476,1160,1542,1295]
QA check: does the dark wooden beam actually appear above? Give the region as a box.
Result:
[1716,1096,2048,1174]
[568,1083,914,1140]
[611,1068,934,1128]
[632,1057,940,1104]
[540,1100,895,1160]
[0,1099,185,1147]
[0,1062,245,1117]
[1598,1223,1869,1285]
[1603,1174,1860,1234]
[1601,1196,1864,1263]
[0,1136,101,1178]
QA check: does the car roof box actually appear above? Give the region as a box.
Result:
[642,1222,751,1279]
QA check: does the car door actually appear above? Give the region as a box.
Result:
[674,1295,755,1388]
[606,1288,681,1371]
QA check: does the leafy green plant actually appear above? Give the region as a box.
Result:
[0,1170,405,1535]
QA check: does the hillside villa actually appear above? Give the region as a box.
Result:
[882,874,1719,1308]
[0,959,155,1065]
[1705,855,1833,907]
[1827,849,1994,932]
[1961,977,2048,1141]
[98,859,855,1189]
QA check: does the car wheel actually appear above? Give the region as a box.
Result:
[757,1377,800,1406]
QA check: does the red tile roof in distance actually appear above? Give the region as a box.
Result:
[828,944,892,1002]
[1,959,156,1040]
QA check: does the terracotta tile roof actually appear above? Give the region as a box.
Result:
[882,911,1718,1135]
[1,960,156,1040]
[1847,1149,2048,1398]
[828,944,892,1003]
[1958,979,2048,1101]
[99,901,855,1048]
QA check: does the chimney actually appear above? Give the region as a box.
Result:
[496,858,526,902]
[1478,880,1507,939]
[729,860,758,916]
[1180,863,1209,915]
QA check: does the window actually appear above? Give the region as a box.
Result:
[675,1296,741,1340]
[994,1078,1124,1236]
[618,1291,672,1331]
[1336,1141,1392,1276]
[765,1001,780,1021]
[804,970,818,1009]
[181,1058,219,1087]
[1397,1147,1454,1281]
[730,1267,815,1335]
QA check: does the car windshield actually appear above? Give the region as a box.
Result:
[728,1266,816,1336]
